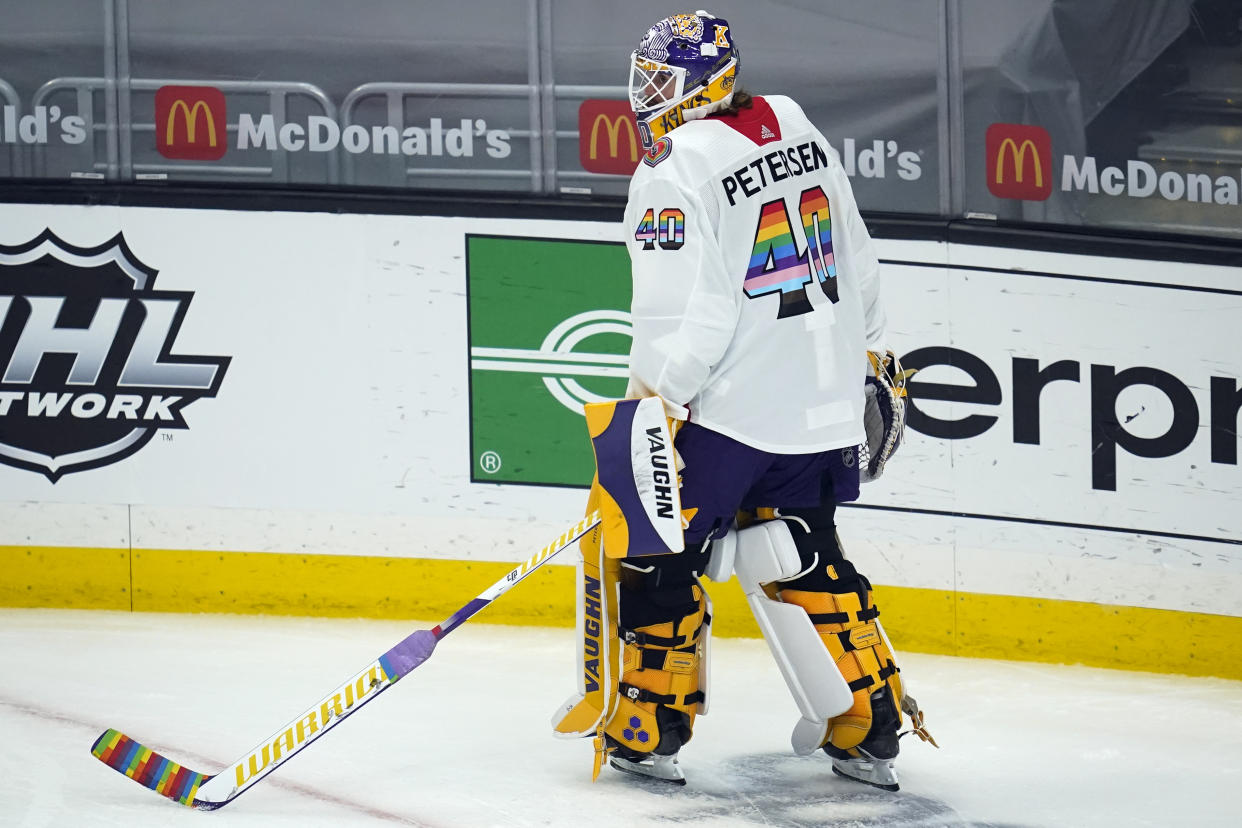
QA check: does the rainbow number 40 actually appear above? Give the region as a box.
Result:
[743,185,839,318]
[634,208,685,251]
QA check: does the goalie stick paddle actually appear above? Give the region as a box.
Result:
[90,511,601,810]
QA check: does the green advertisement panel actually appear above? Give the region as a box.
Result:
[466,235,632,487]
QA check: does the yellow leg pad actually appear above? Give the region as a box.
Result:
[779,587,904,752]
[604,585,706,755]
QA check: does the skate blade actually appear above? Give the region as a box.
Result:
[609,754,687,786]
[831,759,899,792]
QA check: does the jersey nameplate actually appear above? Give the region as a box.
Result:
[721,140,831,205]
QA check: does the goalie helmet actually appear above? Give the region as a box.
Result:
[628,10,740,151]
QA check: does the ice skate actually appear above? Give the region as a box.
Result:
[821,686,903,791]
[829,746,899,791]
[608,750,687,786]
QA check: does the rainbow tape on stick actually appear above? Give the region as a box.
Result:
[91,728,209,806]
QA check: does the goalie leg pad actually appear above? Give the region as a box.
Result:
[604,552,710,759]
[777,505,905,760]
[724,519,854,754]
[552,510,623,743]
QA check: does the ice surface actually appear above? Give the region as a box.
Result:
[1,609,1238,827]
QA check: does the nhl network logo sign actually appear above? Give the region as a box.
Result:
[0,231,231,481]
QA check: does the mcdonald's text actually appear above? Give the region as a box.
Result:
[0,106,87,145]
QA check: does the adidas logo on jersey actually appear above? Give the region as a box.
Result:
[760,125,776,140]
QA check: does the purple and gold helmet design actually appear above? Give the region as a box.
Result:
[628,10,740,150]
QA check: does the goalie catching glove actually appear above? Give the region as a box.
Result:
[860,350,916,483]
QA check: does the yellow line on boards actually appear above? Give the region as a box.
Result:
[2,545,1239,680]
[0,546,130,610]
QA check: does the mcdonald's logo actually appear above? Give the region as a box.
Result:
[986,123,1051,201]
[156,85,227,161]
[578,100,641,176]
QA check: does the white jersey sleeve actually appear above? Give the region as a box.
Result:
[623,175,741,415]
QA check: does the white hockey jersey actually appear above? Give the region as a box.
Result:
[623,94,887,454]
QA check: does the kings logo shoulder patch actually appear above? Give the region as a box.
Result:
[644,136,673,167]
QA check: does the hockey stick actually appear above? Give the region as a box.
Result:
[90,511,600,810]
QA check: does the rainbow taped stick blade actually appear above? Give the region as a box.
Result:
[91,729,212,808]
